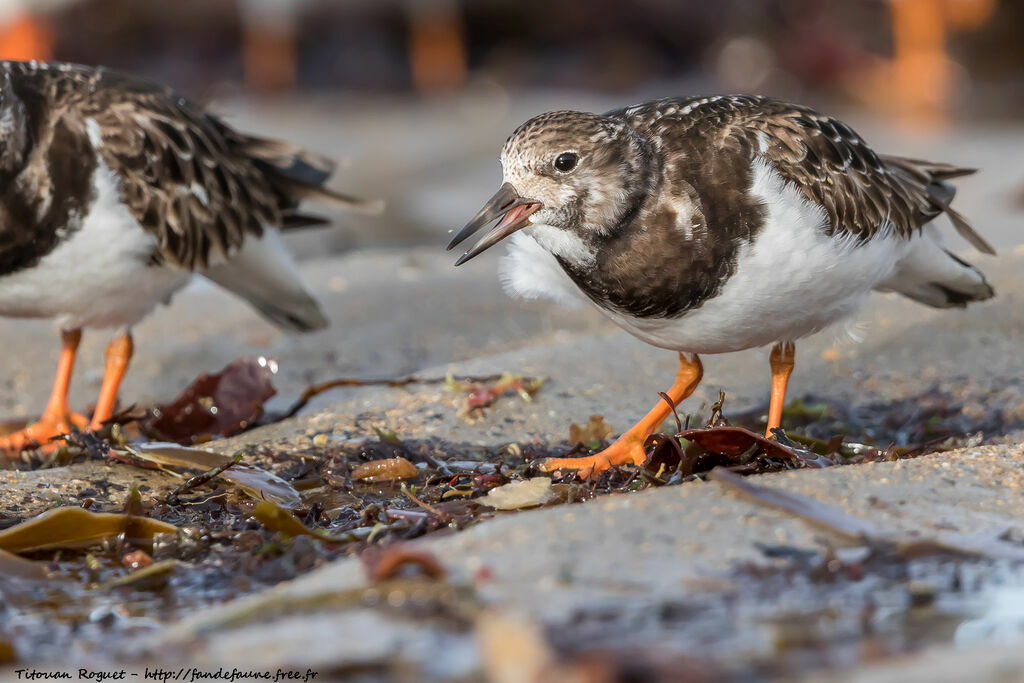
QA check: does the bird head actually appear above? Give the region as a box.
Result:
[448,109,653,266]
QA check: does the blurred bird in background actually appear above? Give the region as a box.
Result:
[0,60,379,455]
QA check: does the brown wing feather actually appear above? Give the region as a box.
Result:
[879,154,993,253]
[238,134,383,215]
[614,96,994,254]
[52,65,377,270]
[78,81,280,269]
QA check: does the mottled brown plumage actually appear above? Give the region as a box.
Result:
[0,59,385,456]
[611,96,994,254]
[452,94,996,477]
[0,60,378,273]
[455,93,995,324]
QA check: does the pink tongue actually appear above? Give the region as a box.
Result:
[494,204,531,231]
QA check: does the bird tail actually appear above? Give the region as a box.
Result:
[237,134,384,227]
[876,225,994,308]
[202,229,328,332]
[880,155,995,256]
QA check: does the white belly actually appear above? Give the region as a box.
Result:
[0,161,190,330]
[502,159,910,354]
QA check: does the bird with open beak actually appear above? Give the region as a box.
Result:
[449,96,995,478]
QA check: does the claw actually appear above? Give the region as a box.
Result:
[0,411,89,456]
[540,435,647,479]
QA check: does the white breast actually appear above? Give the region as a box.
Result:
[502,158,911,354]
[0,159,190,331]
[499,230,587,308]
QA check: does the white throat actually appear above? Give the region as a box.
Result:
[524,222,596,268]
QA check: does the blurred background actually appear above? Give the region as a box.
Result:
[0,0,1021,255]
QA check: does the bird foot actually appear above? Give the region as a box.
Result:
[0,411,89,456]
[539,432,649,479]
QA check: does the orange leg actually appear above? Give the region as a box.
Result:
[88,332,134,431]
[0,329,89,455]
[540,353,703,478]
[766,342,795,437]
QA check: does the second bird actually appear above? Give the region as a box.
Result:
[0,60,378,455]
[449,95,995,477]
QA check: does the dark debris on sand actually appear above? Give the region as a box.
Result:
[0,358,1018,662]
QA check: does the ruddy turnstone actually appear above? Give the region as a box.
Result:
[449,95,995,476]
[0,60,379,455]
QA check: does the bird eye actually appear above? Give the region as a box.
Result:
[554,152,578,173]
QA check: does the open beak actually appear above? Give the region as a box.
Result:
[447,182,542,266]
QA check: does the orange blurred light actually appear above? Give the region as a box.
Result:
[849,0,997,129]
[0,13,54,62]
[243,24,296,94]
[943,0,997,30]
[408,2,467,95]
[890,0,950,125]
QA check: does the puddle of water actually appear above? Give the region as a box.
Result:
[954,585,1024,647]
[547,553,1024,679]
[0,552,244,660]
[5,523,1024,677]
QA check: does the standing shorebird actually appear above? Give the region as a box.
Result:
[449,95,995,477]
[0,60,379,455]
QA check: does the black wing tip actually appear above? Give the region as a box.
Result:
[280,156,336,187]
[267,303,330,333]
[274,177,384,216]
[932,281,995,307]
[281,213,331,230]
[318,188,385,215]
[946,206,997,256]
[882,154,978,180]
